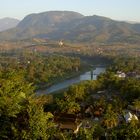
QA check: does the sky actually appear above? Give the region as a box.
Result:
[0,0,140,22]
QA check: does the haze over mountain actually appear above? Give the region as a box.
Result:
[0,18,20,32]
[0,11,140,44]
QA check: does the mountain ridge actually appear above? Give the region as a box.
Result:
[0,11,140,43]
[0,17,20,32]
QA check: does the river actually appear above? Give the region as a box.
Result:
[36,67,106,95]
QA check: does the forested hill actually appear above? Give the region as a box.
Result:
[0,11,140,43]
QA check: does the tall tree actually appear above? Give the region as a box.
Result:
[102,104,118,129]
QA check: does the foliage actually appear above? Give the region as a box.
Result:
[1,52,140,139]
[102,104,119,129]
[114,121,140,140]
[0,71,56,140]
[56,81,95,114]
[121,78,140,102]
[76,124,98,140]
[23,100,56,140]
[0,53,81,89]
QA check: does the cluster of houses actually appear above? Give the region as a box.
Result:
[53,102,139,134]
[48,70,140,134]
[116,71,140,79]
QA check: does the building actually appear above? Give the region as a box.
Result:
[124,112,138,123]
[58,40,64,47]
[54,113,82,133]
[116,71,126,78]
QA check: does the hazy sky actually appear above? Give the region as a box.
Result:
[0,0,140,22]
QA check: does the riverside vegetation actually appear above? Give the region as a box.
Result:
[0,49,140,139]
[0,10,140,140]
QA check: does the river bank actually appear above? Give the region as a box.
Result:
[36,67,106,95]
[35,61,92,90]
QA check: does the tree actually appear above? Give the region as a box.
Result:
[76,123,98,140]
[102,104,118,129]
[66,84,88,101]
[111,96,125,114]
[0,70,34,139]
[23,99,56,140]
[0,70,57,140]
[133,99,140,115]
[56,97,81,114]
[116,120,140,140]
[121,78,140,102]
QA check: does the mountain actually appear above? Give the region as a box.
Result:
[0,18,20,32]
[0,11,140,44]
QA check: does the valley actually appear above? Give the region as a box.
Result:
[0,10,140,140]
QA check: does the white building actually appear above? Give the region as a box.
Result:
[116,71,126,78]
[58,40,64,47]
[124,112,138,123]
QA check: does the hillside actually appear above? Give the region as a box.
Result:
[0,17,20,32]
[0,11,140,43]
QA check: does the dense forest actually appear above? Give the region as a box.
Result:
[0,53,81,89]
[0,49,140,139]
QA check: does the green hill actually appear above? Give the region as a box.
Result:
[0,11,140,43]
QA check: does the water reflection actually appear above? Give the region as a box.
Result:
[36,67,106,95]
